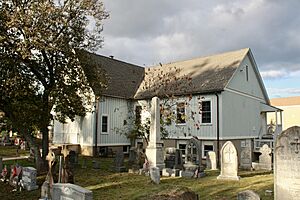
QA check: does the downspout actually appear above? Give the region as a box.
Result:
[215,93,220,168]
[93,98,99,157]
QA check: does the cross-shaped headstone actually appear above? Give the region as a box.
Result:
[290,137,300,154]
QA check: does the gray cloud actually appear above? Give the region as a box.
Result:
[98,0,300,73]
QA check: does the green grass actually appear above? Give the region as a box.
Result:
[0,146,29,158]
[0,154,274,200]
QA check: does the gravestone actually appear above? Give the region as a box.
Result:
[237,190,260,200]
[164,148,183,170]
[113,150,126,172]
[258,144,272,170]
[150,167,160,184]
[206,151,217,170]
[181,138,205,178]
[240,140,252,170]
[21,167,39,191]
[274,126,300,200]
[145,97,165,170]
[52,183,93,200]
[217,141,240,180]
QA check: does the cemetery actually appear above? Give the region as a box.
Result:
[2,113,300,199]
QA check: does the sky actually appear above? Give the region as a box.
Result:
[97,0,300,99]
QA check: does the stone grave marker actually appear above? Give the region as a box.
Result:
[217,141,240,180]
[240,140,252,170]
[113,150,126,172]
[52,183,93,200]
[145,97,165,170]
[206,151,217,170]
[274,126,300,200]
[165,147,176,168]
[181,138,205,178]
[237,190,260,200]
[150,167,160,184]
[21,167,39,191]
[258,144,272,170]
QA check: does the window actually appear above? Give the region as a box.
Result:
[123,146,129,154]
[246,65,249,81]
[204,145,214,158]
[179,143,186,162]
[101,115,108,134]
[201,101,211,123]
[176,102,186,124]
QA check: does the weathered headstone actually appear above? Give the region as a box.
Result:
[145,97,165,170]
[21,167,39,191]
[40,181,50,199]
[150,167,160,184]
[274,126,300,200]
[206,151,217,170]
[52,183,93,200]
[237,190,260,200]
[181,138,205,178]
[258,144,272,170]
[164,148,183,170]
[240,140,252,170]
[217,141,240,180]
[113,150,126,172]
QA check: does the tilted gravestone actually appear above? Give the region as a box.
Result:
[206,151,217,170]
[237,190,260,200]
[274,126,300,200]
[150,167,160,184]
[217,141,240,180]
[21,167,39,191]
[52,183,93,200]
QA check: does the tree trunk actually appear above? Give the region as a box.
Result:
[41,92,50,160]
[22,128,47,173]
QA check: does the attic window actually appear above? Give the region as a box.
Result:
[246,65,249,81]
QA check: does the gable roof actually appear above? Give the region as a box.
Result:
[271,96,300,106]
[81,48,256,100]
[134,48,249,99]
[80,51,145,99]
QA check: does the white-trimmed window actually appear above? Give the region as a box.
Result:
[201,101,211,124]
[176,102,186,124]
[202,141,214,158]
[101,115,109,134]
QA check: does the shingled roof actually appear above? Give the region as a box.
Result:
[80,51,145,99]
[134,48,250,99]
[81,48,250,99]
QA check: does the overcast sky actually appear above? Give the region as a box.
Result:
[97,0,300,98]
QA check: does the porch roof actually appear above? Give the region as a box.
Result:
[260,103,282,112]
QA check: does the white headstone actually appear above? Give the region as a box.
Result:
[206,151,217,170]
[217,141,240,180]
[52,183,93,200]
[146,97,165,170]
[258,144,272,170]
[274,126,300,200]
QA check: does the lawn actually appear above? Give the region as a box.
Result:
[0,147,274,200]
[0,145,29,158]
